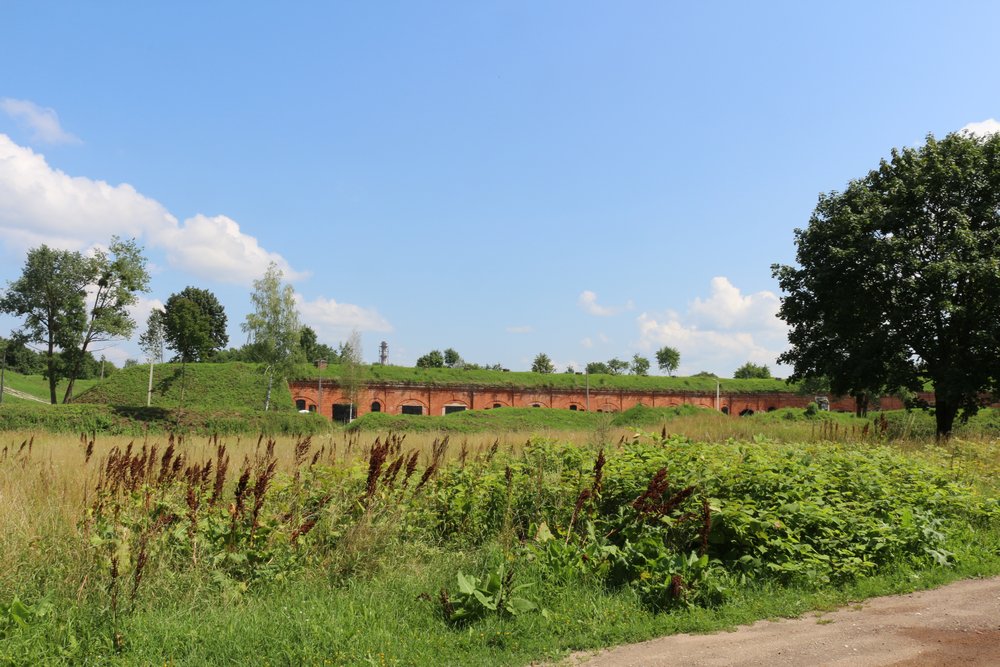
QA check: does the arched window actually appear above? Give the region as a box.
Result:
[295,399,306,411]
[371,401,382,413]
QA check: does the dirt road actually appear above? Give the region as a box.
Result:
[566,576,1000,666]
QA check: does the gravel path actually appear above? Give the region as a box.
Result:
[562,576,1000,666]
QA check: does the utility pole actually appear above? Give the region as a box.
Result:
[0,347,6,406]
[585,366,590,411]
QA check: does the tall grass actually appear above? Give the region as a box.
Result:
[1,426,998,665]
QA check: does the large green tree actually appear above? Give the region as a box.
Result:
[773,131,1000,437]
[0,246,90,403]
[241,262,302,411]
[61,237,150,402]
[163,287,228,362]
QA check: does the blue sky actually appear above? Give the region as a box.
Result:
[2,1,999,376]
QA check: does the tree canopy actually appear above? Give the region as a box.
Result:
[242,263,302,410]
[733,362,771,379]
[630,354,650,376]
[416,350,445,368]
[0,245,91,403]
[531,353,555,374]
[655,346,680,375]
[163,287,228,362]
[773,131,1000,437]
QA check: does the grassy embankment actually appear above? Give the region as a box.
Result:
[1,422,998,665]
[0,364,329,436]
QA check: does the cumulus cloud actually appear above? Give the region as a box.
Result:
[506,325,533,334]
[689,277,785,334]
[636,277,788,376]
[960,119,1000,138]
[578,290,632,317]
[0,98,80,144]
[0,133,300,285]
[295,293,392,340]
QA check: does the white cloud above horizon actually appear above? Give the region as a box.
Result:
[0,98,80,145]
[295,293,392,342]
[636,276,789,376]
[960,118,1000,138]
[0,133,301,286]
[578,290,632,317]
[506,325,533,334]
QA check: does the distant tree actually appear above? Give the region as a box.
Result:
[693,371,717,378]
[531,353,555,374]
[163,296,215,410]
[655,346,681,376]
[585,361,611,375]
[443,348,462,368]
[0,246,90,403]
[164,287,228,362]
[416,350,444,368]
[340,330,365,420]
[606,358,628,375]
[139,308,166,407]
[630,354,650,376]
[564,365,576,374]
[242,262,302,411]
[0,335,44,375]
[734,361,771,379]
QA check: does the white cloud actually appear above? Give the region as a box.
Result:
[0,98,80,145]
[960,119,1000,138]
[578,290,632,317]
[0,133,300,285]
[151,214,306,285]
[506,325,533,334]
[689,276,785,334]
[580,336,593,349]
[295,293,392,341]
[636,277,788,376]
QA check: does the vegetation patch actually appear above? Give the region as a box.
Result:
[72,362,292,412]
[2,430,997,664]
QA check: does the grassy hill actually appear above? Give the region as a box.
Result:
[294,363,796,394]
[73,362,293,411]
[347,403,711,433]
[0,370,100,404]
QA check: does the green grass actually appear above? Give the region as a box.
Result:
[3,433,998,665]
[348,404,710,433]
[296,362,797,394]
[73,362,293,411]
[0,370,99,403]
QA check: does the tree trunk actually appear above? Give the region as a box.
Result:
[46,334,57,404]
[854,392,869,418]
[264,371,273,412]
[934,394,958,441]
[147,361,154,407]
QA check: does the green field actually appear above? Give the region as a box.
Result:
[2,428,998,665]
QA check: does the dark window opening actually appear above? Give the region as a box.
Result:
[739,408,755,417]
[370,401,382,413]
[766,406,777,412]
[569,405,577,411]
[308,405,316,413]
[401,405,423,416]
[493,403,502,409]
[295,399,306,411]
[444,405,466,415]
[531,403,542,408]
[332,403,353,423]
[721,406,730,415]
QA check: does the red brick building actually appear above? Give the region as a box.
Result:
[287,378,916,422]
